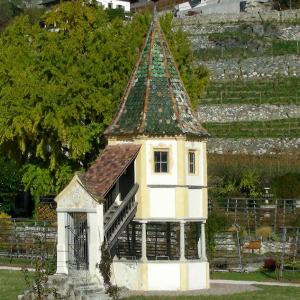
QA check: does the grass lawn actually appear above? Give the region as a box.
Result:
[1,270,300,300]
[0,257,33,268]
[0,270,29,300]
[211,270,300,283]
[125,286,300,300]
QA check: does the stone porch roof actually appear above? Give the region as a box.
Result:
[78,144,140,201]
[105,19,209,138]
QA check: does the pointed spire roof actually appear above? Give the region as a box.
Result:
[105,18,209,138]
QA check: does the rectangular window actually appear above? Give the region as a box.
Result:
[154,150,168,173]
[188,151,195,174]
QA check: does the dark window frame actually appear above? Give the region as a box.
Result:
[188,150,196,174]
[154,150,168,173]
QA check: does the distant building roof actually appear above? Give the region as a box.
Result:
[78,144,140,201]
[105,19,209,138]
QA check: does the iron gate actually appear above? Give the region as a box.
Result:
[67,212,89,270]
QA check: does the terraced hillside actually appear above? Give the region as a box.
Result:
[174,9,300,155]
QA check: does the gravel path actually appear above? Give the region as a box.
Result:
[120,283,260,298]
[120,279,300,298]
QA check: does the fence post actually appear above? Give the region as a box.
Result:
[274,199,278,233]
[236,228,243,272]
[293,228,299,270]
[279,227,287,280]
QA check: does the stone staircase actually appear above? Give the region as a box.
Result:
[104,184,138,249]
[104,202,119,226]
[49,273,109,300]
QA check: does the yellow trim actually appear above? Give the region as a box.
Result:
[202,142,208,186]
[139,262,148,290]
[202,142,208,219]
[134,139,149,218]
[177,139,186,185]
[205,262,210,288]
[180,262,188,291]
[202,188,208,219]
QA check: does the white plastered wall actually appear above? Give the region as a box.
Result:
[149,188,176,218]
[188,261,210,290]
[112,261,209,291]
[185,141,205,187]
[112,261,140,290]
[188,189,203,218]
[145,139,178,186]
[185,141,207,219]
[148,263,181,290]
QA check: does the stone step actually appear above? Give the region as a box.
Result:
[75,289,104,297]
[81,292,110,300]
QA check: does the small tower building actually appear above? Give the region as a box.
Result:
[55,17,209,292]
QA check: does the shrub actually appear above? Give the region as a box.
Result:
[271,173,300,198]
[206,212,230,259]
[256,226,272,239]
[99,243,120,299]
[263,257,277,272]
[0,212,12,243]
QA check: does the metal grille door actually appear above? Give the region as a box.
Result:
[67,213,89,270]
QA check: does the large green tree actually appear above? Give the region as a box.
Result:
[0,156,22,212]
[0,0,151,197]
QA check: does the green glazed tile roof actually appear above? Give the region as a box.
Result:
[105,20,209,138]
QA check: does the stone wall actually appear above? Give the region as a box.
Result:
[201,55,300,80]
[182,24,300,50]
[198,104,300,122]
[207,137,300,155]
[174,9,300,25]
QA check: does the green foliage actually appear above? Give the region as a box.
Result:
[21,165,54,198]
[0,0,17,30]
[209,165,263,201]
[271,173,300,198]
[0,1,151,197]
[22,238,57,300]
[204,77,300,106]
[0,156,22,213]
[160,13,209,108]
[270,40,300,56]
[239,169,262,198]
[99,243,120,299]
[106,8,126,21]
[276,0,300,9]
[205,118,300,138]
[206,212,229,259]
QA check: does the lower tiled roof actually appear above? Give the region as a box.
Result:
[78,144,141,202]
